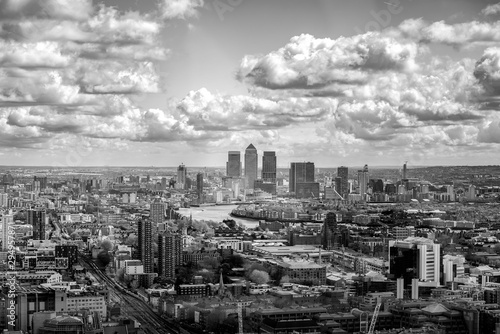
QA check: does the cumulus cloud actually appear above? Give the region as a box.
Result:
[474,47,500,97]
[482,2,500,16]
[159,0,204,19]
[237,33,419,90]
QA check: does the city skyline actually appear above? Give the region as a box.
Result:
[1,0,500,167]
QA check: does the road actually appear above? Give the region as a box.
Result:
[78,252,178,334]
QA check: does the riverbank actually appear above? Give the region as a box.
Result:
[177,205,258,228]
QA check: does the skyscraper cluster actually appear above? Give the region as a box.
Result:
[225,144,278,195]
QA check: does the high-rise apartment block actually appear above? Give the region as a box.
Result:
[158,233,181,280]
[138,219,153,274]
[150,201,166,225]
[226,151,241,177]
[245,144,258,189]
[28,209,47,240]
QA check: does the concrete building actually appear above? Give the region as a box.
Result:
[388,237,441,290]
[28,209,48,240]
[158,233,181,280]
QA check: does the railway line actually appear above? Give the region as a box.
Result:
[78,252,178,334]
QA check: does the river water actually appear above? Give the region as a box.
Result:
[178,205,259,229]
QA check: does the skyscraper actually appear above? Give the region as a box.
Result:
[262,151,277,183]
[289,162,315,193]
[337,166,349,197]
[226,151,241,177]
[177,164,187,190]
[357,164,369,196]
[137,219,153,274]
[197,173,204,203]
[158,233,181,280]
[244,144,258,189]
[28,209,47,240]
[150,200,166,225]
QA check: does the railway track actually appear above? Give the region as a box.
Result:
[78,253,177,334]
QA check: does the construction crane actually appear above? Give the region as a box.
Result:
[368,301,382,334]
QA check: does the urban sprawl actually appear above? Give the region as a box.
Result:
[1,145,500,334]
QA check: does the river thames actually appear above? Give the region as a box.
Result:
[178,204,259,229]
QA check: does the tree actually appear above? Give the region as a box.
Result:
[249,270,269,284]
[280,275,290,284]
[70,231,81,240]
[100,239,114,252]
[97,251,111,267]
[124,235,138,246]
[223,254,244,268]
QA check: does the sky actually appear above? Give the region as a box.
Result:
[1,0,500,168]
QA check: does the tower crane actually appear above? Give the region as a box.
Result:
[368,300,382,334]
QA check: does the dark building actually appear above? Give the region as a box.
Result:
[226,151,241,177]
[385,183,397,194]
[55,245,78,269]
[373,179,385,193]
[137,219,153,276]
[289,162,315,194]
[262,151,277,183]
[196,173,204,203]
[28,209,47,240]
[158,233,181,280]
[245,144,258,189]
[337,166,349,197]
[34,176,48,190]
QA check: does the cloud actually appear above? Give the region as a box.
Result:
[237,33,419,91]
[478,118,500,143]
[159,0,204,19]
[0,0,94,21]
[482,2,500,16]
[397,18,500,48]
[474,47,500,97]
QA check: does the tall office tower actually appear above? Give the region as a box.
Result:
[289,162,315,193]
[322,212,337,250]
[177,164,187,190]
[150,200,166,225]
[226,151,242,177]
[28,209,47,240]
[402,162,407,180]
[337,166,349,196]
[262,151,277,183]
[357,164,369,196]
[244,144,258,189]
[161,177,167,190]
[1,214,13,251]
[196,173,204,203]
[137,219,153,274]
[388,238,441,288]
[158,233,181,280]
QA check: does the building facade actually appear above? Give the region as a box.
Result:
[244,144,258,189]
